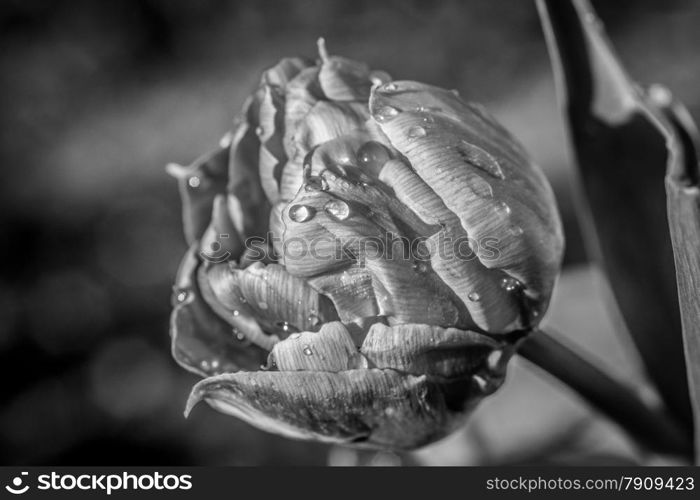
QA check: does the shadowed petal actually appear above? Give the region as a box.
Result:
[185,367,486,449]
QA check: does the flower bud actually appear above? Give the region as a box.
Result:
[169,40,563,449]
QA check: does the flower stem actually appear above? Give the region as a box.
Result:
[518,328,693,459]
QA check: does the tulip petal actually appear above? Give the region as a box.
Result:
[198,262,277,351]
[370,81,564,325]
[361,323,507,383]
[378,158,522,331]
[232,262,339,334]
[199,194,245,263]
[270,321,367,372]
[185,367,485,449]
[228,91,271,239]
[167,145,229,245]
[317,38,372,102]
[170,248,268,377]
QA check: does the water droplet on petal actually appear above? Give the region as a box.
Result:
[176,290,189,303]
[500,277,521,292]
[259,302,269,310]
[467,291,481,302]
[473,374,488,391]
[407,125,427,140]
[219,132,233,148]
[201,360,210,371]
[412,261,429,273]
[308,314,320,327]
[374,106,400,123]
[357,141,391,175]
[233,310,240,317]
[459,141,504,179]
[289,204,316,223]
[303,345,313,356]
[324,199,351,221]
[305,175,329,192]
[211,359,220,370]
[450,89,460,97]
[495,201,511,218]
[188,176,201,188]
[234,329,246,341]
[508,225,524,236]
[255,126,264,137]
[383,82,398,92]
[487,350,502,370]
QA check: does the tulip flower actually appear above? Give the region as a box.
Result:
[168,40,564,449]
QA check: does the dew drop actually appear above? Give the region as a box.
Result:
[383,82,398,92]
[500,277,521,292]
[412,261,429,273]
[495,201,511,217]
[234,330,246,341]
[200,360,210,371]
[233,310,240,317]
[255,126,265,137]
[468,291,481,302]
[473,374,488,391]
[407,125,427,140]
[303,345,313,356]
[450,89,461,97]
[374,105,400,123]
[219,132,233,148]
[211,359,220,370]
[459,141,504,179]
[176,290,188,303]
[357,141,391,174]
[305,175,329,192]
[289,204,315,223]
[308,314,320,327]
[240,296,247,304]
[487,350,502,370]
[259,302,269,310]
[188,176,201,188]
[508,225,524,236]
[324,199,351,221]
[369,70,391,86]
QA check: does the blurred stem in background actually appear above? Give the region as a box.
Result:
[536,0,699,460]
[519,330,692,459]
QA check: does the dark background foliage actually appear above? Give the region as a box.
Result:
[0,0,698,465]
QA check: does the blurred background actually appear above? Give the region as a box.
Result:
[1,0,698,465]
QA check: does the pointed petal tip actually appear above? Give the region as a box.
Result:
[317,37,329,62]
[166,162,188,179]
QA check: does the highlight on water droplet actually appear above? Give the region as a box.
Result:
[383,82,398,92]
[487,350,502,370]
[357,141,391,175]
[188,176,201,188]
[467,291,481,302]
[324,199,351,221]
[234,329,246,341]
[176,290,189,303]
[303,345,313,356]
[255,126,265,137]
[500,277,521,292]
[473,374,488,391]
[289,204,316,223]
[495,201,511,217]
[374,105,400,123]
[407,125,427,140]
[458,141,505,180]
[304,175,329,192]
[233,310,240,317]
[509,225,524,236]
